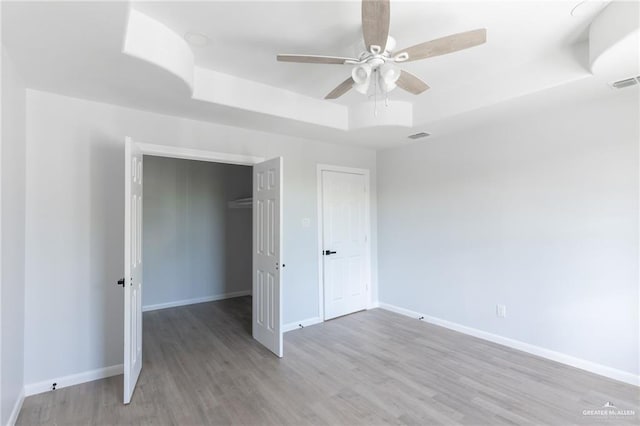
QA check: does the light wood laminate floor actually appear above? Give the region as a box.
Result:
[18,296,639,425]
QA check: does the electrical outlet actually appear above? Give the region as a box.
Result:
[301,218,311,228]
[496,304,507,318]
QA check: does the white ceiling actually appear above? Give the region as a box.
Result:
[1,0,626,149]
[133,0,601,102]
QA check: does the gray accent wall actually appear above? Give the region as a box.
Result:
[142,156,252,308]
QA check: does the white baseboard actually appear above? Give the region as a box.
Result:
[6,390,25,426]
[378,302,639,387]
[283,316,323,332]
[24,364,124,397]
[142,290,251,312]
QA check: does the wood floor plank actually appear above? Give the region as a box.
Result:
[17,296,639,425]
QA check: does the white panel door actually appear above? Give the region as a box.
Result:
[253,157,283,357]
[123,137,143,404]
[322,170,368,320]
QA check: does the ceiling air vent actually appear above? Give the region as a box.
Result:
[408,132,431,140]
[611,76,640,89]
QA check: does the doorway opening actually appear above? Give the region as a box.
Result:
[122,139,283,404]
[142,156,253,316]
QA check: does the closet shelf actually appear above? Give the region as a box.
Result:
[228,197,252,209]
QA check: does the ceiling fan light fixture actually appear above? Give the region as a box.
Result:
[379,63,401,92]
[352,63,372,85]
[380,63,400,83]
[353,80,371,95]
[379,79,397,93]
[380,80,397,92]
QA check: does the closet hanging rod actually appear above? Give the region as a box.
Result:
[227,197,252,209]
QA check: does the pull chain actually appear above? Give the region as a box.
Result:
[374,69,378,117]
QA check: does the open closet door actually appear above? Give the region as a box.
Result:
[123,137,143,403]
[253,157,283,357]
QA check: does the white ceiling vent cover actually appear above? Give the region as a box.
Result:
[611,76,640,89]
[408,132,431,140]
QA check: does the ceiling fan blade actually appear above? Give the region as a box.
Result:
[394,28,487,62]
[362,0,390,52]
[396,70,430,95]
[325,77,354,99]
[277,54,356,64]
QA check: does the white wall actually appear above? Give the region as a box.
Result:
[24,89,377,387]
[377,89,639,378]
[1,47,26,424]
[143,157,252,309]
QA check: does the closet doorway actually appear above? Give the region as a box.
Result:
[142,156,253,312]
[121,139,283,404]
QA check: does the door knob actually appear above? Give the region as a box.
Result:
[117,278,125,287]
[323,250,337,256]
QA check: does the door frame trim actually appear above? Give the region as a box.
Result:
[316,164,372,321]
[136,141,264,165]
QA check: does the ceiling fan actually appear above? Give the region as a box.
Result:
[276,0,486,100]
